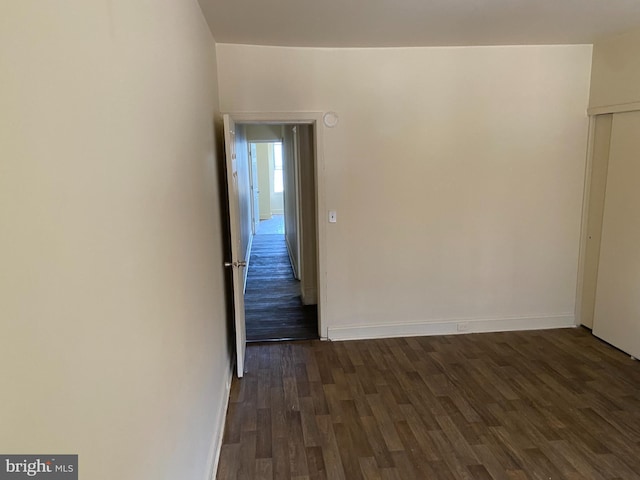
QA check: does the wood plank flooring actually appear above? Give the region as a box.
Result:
[245,227,318,342]
[217,327,640,479]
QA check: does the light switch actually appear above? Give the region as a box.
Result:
[329,210,337,223]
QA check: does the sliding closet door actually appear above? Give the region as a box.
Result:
[580,114,612,329]
[593,110,640,358]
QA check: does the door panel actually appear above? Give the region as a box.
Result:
[580,114,612,328]
[223,114,246,378]
[593,111,640,358]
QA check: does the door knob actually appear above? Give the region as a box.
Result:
[224,261,247,268]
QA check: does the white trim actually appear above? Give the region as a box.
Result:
[292,126,304,292]
[225,112,327,339]
[243,233,253,295]
[226,112,318,124]
[205,365,233,480]
[574,115,596,327]
[587,100,640,116]
[249,139,282,144]
[327,314,576,341]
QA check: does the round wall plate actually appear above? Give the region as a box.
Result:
[323,111,339,128]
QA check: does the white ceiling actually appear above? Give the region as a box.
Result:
[198,0,640,47]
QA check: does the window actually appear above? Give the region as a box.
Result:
[273,142,283,193]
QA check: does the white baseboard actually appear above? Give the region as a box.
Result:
[327,314,575,341]
[205,365,233,480]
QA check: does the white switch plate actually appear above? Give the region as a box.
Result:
[329,210,337,223]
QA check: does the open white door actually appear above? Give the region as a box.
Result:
[223,114,247,378]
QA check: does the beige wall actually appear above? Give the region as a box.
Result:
[590,27,640,111]
[298,125,318,304]
[245,124,283,142]
[0,2,231,479]
[217,44,592,338]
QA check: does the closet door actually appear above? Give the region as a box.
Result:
[579,114,612,329]
[593,110,640,358]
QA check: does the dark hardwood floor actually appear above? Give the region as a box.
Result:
[217,327,640,479]
[245,218,318,342]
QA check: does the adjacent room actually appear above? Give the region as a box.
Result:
[3,1,640,479]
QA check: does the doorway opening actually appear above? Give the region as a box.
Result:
[248,142,284,234]
[222,113,326,376]
[244,125,319,342]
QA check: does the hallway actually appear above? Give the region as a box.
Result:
[245,216,318,342]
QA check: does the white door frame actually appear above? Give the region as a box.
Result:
[290,126,303,281]
[248,143,259,235]
[225,112,327,339]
